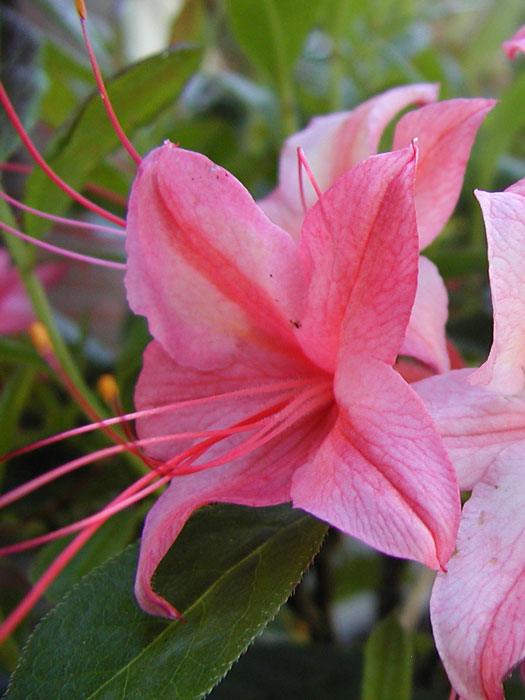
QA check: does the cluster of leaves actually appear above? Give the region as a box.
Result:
[1,0,525,697]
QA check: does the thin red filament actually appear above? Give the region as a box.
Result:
[0,217,126,269]
[0,190,125,236]
[79,18,142,166]
[0,379,332,640]
[0,82,126,227]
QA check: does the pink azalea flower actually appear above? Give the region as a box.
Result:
[259,84,495,375]
[503,25,525,60]
[125,141,460,619]
[415,178,525,699]
[0,249,63,335]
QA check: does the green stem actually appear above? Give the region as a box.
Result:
[0,200,146,476]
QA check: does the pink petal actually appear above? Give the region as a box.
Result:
[135,409,332,618]
[135,339,327,461]
[503,25,525,60]
[291,357,460,569]
[470,182,525,394]
[414,369,525,489]
[259,83,439,237]
[400,256,450,373]
[125,144,306,370]
[393,99,496,249]
[295,147,418,373]
[431,447,525,700]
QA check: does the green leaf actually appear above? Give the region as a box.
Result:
[362,615,413,700]
[0,338,43,369]
[30,507,143,603]
[473,70,525,191]
[226,0,322,80]
[40,43,93,128]
[225,0,322,133]
[7,504,327,699]
[0,366,36,458]
[25,45,202,236]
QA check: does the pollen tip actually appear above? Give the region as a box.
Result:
[97,373,119,405]
[75,0,87,19]
[29,321,53,356]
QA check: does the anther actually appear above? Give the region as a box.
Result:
[75,0,87,19]
[97,373,119,406]
[29,321,54,360]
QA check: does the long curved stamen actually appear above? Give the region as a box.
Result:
[29,323,147,467]
[0,190,125,236]
[0,82,126,227]
[0,162,127,207]
[1,379,311,463]
[172,383,332,477]
[0,218,126,269]
[0,379,331,641]
[0,466,168,643]
[0,416,274,512]
[0,388,323,554]
[76,2,141,166]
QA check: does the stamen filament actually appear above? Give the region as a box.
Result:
[0,378,331,641]
[0,421,262,511]
[0,82,126,227]
[0,467,166,642]
[0,218,126,270]
[297,147,323,200]
[0,162,127,207]
[1,379,311,463]
[79,16,142,166]
[0,474,167,556]
[297,147,308,214]
[0,190,125,236]
[172,383,332,476]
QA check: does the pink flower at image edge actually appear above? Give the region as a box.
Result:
[415,178,525,700]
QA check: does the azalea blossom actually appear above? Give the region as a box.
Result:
[0,42,465,637]
[415,178,525,699]
[259,84,495,376]
[0,248,62,335]
[125,141,460,618]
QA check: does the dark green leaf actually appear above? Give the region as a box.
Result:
[0,338,43,369]
[7,504,327,699]
[362,615,413,700]
[25,45,202,236]
[30,507,143,603]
